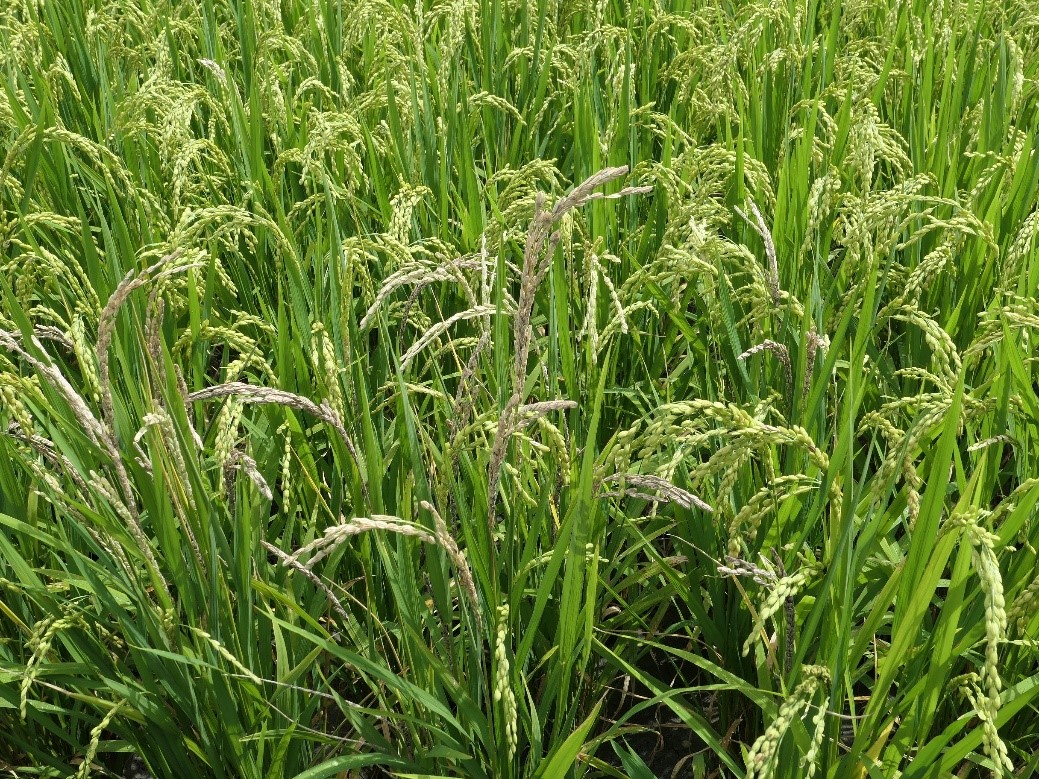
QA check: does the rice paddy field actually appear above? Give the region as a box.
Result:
[2,0,1039,776]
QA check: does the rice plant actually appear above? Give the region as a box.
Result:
[1,0,1038,777]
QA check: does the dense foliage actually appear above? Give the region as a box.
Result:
[2,0,1039,776]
